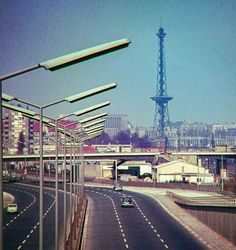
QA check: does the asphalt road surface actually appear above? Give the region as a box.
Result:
[83,186,207,250]
[3,182,65,250]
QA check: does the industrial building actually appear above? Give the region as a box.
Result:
[153,160,214,184]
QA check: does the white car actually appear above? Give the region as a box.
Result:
[6,203,18,214]
[113,184,123,191]
[121,196,134,208]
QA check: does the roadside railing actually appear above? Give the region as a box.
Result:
[66,196,87,250]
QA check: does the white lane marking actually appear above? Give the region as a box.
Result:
[86,187,129,249]
[133,199,169,248]
[15,187,55,249]
[3,186,38,229]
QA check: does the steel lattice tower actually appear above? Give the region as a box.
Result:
[151,27,173,147]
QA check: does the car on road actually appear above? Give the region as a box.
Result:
[113,183,123,191]
[6,203,18,214]
[121,196,134,207]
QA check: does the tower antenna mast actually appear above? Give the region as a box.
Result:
[151,27,173,150]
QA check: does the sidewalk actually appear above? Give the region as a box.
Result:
[125,186,236,250]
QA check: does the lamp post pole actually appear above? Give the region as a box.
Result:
[221,154,224,192]
[0,37,130,249]
[69,133,73,247]
[62,123,77,249]
[115,160,118,183]
[0,81,3,250]
[62,120,84,249]
[39,107,44,250]
[63,126,67,250]
[76,137,79,212]
[73,135,77,214]
[2,89,113,250]
[52,101,111,249]
[79,139,85,198]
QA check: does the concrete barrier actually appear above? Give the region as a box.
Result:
[66,197,88,250]
[167,191,236,207]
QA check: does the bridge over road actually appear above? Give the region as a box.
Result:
[3,151,236,164]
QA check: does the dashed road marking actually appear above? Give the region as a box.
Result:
[12,186,56,249]
[86,187,129,249]
[133,199,169,249]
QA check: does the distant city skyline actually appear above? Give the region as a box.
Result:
[1,1,236,127]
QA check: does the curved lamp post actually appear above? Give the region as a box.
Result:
[51,101,111,249]
[0,37,130,249]
[2,90,113,250]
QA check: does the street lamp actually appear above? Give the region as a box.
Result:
[3,95,112,250]
[54,113,108,246]
[59,121,81,249]
[2,102,37,117]
[79,129,105,191]
[2,93,15,102]
[83,119,106,129]
[85,124,105,132]
[0,39,130,81]
[51,104,109,249]
[79,112,108,124]
[81,131,103,141]
[0,37,130,249]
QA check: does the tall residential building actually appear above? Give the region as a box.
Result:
[3,106,34,154]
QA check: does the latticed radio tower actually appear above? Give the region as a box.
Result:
[151,27,173,148]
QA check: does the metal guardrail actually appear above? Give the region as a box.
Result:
[167,191,236,207]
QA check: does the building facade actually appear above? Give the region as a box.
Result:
[3,107,34,154]
[3,106,236,154]
[104,115,129,138]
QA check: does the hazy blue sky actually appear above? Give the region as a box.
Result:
[1,0,236,127]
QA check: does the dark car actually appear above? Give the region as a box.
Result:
[121,196,134,207]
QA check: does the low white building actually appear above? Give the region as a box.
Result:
[153,160,214,184]
[118,161,152,177]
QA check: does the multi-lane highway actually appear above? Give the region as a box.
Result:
[3,183,65,250]
[84,186,207,250]
[4,184,208,250]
